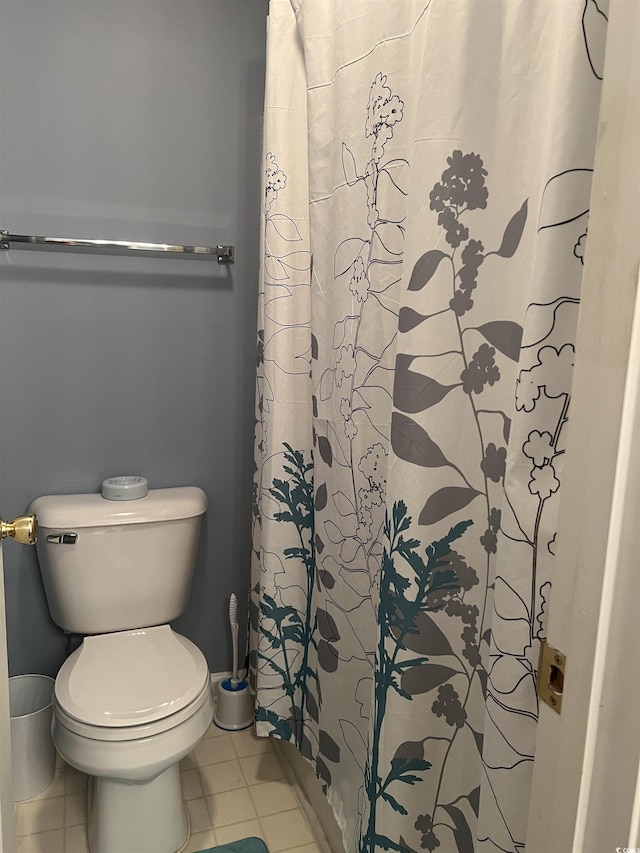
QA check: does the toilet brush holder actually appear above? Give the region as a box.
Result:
[213,678,254,731]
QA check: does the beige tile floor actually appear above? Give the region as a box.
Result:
[14,723,322,853]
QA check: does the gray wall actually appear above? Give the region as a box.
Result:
[0,0,267,676]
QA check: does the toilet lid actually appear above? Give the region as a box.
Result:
[55,625,210,727]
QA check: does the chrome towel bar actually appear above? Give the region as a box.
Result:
[0,230,234,264]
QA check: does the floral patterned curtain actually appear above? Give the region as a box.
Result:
[250,1,607,850]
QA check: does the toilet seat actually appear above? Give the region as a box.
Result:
[54,678,212,742]
[55,625,210,732]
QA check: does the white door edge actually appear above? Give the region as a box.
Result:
[573,267,640,851]
[526,0,640,849]
[0,545,16,853]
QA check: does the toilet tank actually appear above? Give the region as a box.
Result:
[29,487,207,635]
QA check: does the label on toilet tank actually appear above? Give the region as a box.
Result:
[101,476,149,501]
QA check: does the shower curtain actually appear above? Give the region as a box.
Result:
[251,1,607,850]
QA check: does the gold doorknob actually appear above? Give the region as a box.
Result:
[0,514,38,545]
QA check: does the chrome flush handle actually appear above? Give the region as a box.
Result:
[46,532,78,545]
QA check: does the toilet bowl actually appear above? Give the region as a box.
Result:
[29,485,212,853]
[52,625,214,853]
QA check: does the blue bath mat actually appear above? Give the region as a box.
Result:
[196,839,268,853]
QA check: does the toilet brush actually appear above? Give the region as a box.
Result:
[230,593,240,688]
[213,593,254,730]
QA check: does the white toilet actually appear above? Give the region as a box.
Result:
[29,485,214,853]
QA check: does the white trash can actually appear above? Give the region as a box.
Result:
[9,675,56,801]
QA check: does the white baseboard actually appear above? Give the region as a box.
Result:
[208,673,345,852]
[273,739,346,853]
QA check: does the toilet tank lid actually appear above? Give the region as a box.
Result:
[29,486,207,529]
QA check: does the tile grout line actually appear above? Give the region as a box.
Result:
[18,729,322,853]
[61,764,66,851]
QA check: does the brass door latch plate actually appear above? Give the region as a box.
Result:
[537,640,566,714]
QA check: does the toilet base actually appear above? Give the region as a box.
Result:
[87,764,189,853]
